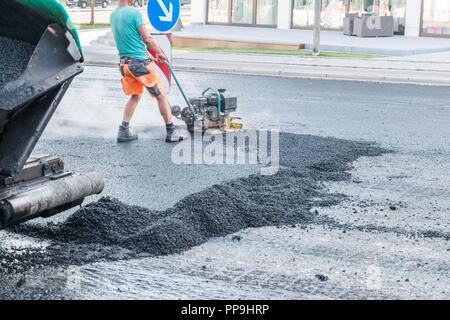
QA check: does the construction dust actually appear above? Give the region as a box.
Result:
[1,133,385,273]
[0,36,35,87]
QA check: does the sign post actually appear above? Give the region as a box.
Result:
[148,33,173,92]
[147,0,181,92]
[312,0,321,56]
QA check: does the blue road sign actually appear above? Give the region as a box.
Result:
[147,0,181,32]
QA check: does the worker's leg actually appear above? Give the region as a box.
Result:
[154,92,172,124]
[123,94,142,123]
[118,95,140,142]
[131,61,184,142]
[147,85,184,143]
[118,64,143,143]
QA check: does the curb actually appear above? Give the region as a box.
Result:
[174,57,450,73]
[173,36,303,51]
[83,61,450,87]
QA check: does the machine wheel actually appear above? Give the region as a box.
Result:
[171,105,182,118]
[102,1,108,8]
[80,1,87,9]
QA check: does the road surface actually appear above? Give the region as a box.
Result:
[0,68,448,299]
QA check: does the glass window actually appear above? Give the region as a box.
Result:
[378,0,406,35]
[292,0,314,28]
[349,0,374,13]
[322,0,346,29]
[293,0,345,30]
[422,0,450,36]
[232,0,254,24]
[348,0,405,34]
[208,0,230,23]
[256,0,278,25]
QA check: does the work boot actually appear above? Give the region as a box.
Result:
[165,123,185,143]
[117,123,138,143]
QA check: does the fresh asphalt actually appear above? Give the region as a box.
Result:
[0,67,448,299]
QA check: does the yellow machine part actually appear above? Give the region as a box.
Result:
[222,116,243,132]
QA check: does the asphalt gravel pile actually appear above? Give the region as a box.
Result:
[0,36,35,87]
[1,133,385,272]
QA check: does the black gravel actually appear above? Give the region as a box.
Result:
[0,36,35,87]
[1,133,385,274]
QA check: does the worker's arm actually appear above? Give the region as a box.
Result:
[138,25,166,61]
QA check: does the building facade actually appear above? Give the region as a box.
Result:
[191,0,450,37]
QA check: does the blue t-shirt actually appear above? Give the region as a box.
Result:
[110,6,148,60]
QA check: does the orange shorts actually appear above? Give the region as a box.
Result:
[119,59,164,97]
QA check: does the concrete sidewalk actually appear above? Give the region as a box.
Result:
[387,50,450,63]
[79,29,450,86]
[171,50,450,85]
[174,24,450,56]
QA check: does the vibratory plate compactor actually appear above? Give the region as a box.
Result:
[165,62,243,133]
[0,0,104,229]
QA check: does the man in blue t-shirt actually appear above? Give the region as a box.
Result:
[110,0,184,143]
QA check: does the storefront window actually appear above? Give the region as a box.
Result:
[349,0,374,12]
[422,0,450,36]
[208,0,278,26]
[293,0,345,29]
[208,0,230,23]
[348,0,405,35]
[322,0,346,29]
[378,0,406,35]
[292,0,314,28]
[256,0,278,25]
[231,0,254,24]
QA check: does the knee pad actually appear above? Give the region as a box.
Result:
[147,85,161,97]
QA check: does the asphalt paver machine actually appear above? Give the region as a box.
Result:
[0,0,104,228]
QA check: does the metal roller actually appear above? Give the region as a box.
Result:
[0,172,104,228]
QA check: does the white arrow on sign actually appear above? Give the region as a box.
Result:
[157,0,173,22]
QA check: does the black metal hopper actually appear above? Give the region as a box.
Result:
[0,0,103,228]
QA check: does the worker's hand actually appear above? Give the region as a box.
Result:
[156,51,167,62]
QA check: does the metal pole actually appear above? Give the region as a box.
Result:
[312,0,322,56]
[90,0,95,25]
